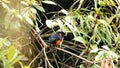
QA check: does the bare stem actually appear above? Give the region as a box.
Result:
[43,48,54,68]
[55,47,94,64]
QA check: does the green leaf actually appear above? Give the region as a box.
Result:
[2,57,8,68]
[56,19,64,28]
[8,56,23,67]
[3,39,11,47]
[7,45,18,62]
[102,46,110,51]
[60,9,68,15]
[24,66,30,68]
[98,19,108,26]
[99,1,106,7]
[108,0,116,6]
[90,44,98,50]
[87,15,95,20]
[42,1,56,5]
[19,61,24,68]
[79,64,84,68]
[73,36,88,44]
[45,20,58,28]
[90,44,98,53]
[109,51,118,62]
[62,25,70,32]
[0,37,7,49]
[95,51,108,61]
[35,26,40,32]
[34,5,45,12]
[30,7,37,14]
[91,64,99,68]
[1,2,9,10]
[21,1,28,6]
[117,12,120,18]
[25,16,34,26]
[7,45,23,68]
[0,50,6,60]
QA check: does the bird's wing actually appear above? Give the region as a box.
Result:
[48,37,56,42]
[48,34,58,42]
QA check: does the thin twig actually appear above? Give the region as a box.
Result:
[29,52,41,66]
[70,0,79,11]
[57,62,74,68]
[64,55,73,64]
[43,48,54,68]
[45,58,47,68]
[77,0,84,10]
[32,29,48,48]
[52,53,59,68]
[31,30,43,51]
[55,47,94,64]
[31,29,43,48]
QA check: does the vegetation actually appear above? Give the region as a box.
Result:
[0,0,120,68]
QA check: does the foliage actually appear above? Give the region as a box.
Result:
[0,0,43,68]
[0,0,120,68]
[0,0,39,31]
[0,37,24,68]
[42,0,120,67]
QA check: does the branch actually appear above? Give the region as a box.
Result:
[43,48,54,68]
[32,29,48,48]
[55,47,94,64]
[29,52,41,66]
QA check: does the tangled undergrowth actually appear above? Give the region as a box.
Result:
[31,0,120,68]
[0,0,120,68]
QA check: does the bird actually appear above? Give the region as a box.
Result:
[48,31,65,47]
